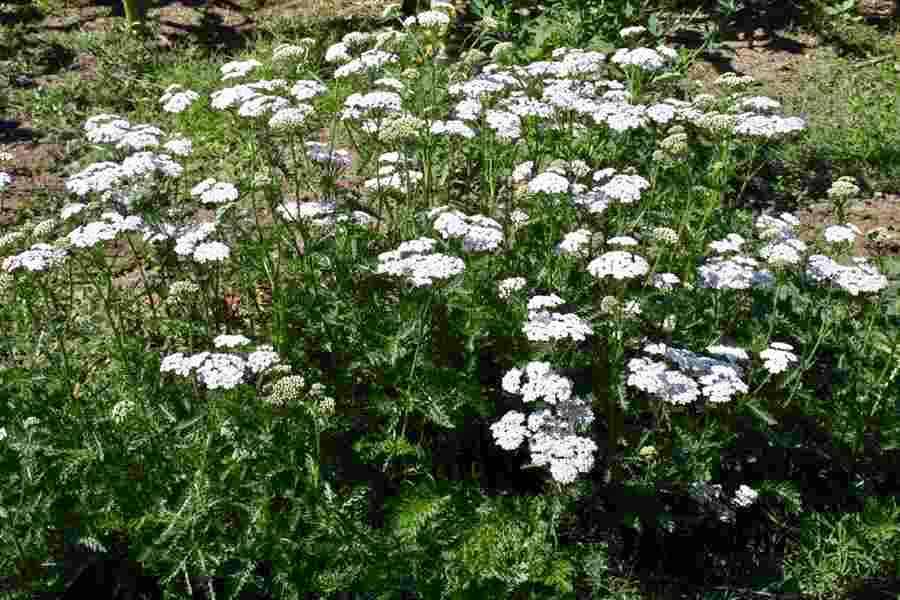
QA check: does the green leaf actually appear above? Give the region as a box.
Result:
[541,558,575,593]
[172,412,206,433]
[745,399,778,426]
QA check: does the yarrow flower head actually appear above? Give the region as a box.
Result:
[159,84,200,113]
[628,342,749,405]
[806,254,888,295]
[588,251,649,281]
[610,46,677,72]
[823,224,861,245]
[733,113,805,139]
[268,105,314,130]
[220,59,262,80]
[2,243,68,273]
[493,362,596,484]
[596,173,650,204]
[620,25,647,39]
[376,237,464,287]
[68,212,142,248]
[498,276,527,299]
[698,255,774,290]
[557,229,593,257]
[190,178,239,205]
[430,208,504,252]
[759,341,798,375]
[523,294,593,343]
[733,484,759,507]
[192,241,230,264]
[827,176,860,200]
[528,171,570,195]
[161,344,282,390]
[214,334,252,349]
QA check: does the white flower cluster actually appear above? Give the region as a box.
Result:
[497,276,527,299]
[376,237,465,287]
[750,212,808,267]
[68,212,143,248]
[827,176,860,200]
[276,199,337,222]
[268,104,314,130]
[159,84,200,114]
[523,293,593,343]
[192,241,231,264]
[119,152,183,180]
[485,109,522,141]
[403,9,451,30]
[374,77,405,91]
[2,243,68,273]
[305,142,352,169]
[759,341,798,375]
[170,222,230,264]
[334,49,399,79]
[805,254,888,296]
[557,229,593,257]
[587,250,649,281]
[528,171,569,195]
[161,344,281,390]
[220,59,262,81]
[619,25,646,39]
[83,114,187,157]
[429,119,476,139]
[823,223,861,245]
[716,72,756,90]
[583,169,651,207]
[213,334,252,349]
[341,91,403,121]
[610,46,677,72]
[288,79,327,101]
[732,113,805,139]
[273,41,313,62]
[164,137,193,157]
[627,342,749,405]
[493,362,596,484]
[430,207,504,252]
[732,484,759,507]
[698,255,774,290]
[736,96,781,113]
[190,178,239,205]
[709,233,746,255]
[237,94,290,118]
[0,172,11,190]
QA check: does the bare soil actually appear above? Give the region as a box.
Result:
[797,193,900,256]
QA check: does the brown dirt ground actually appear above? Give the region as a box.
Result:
[688,29,900,257]
[688,30,822,99]
[797,193,900,257]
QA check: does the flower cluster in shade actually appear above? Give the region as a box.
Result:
[522,293,593,343]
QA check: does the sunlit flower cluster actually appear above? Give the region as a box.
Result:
[493,362,596,484]
[628,342,749,405]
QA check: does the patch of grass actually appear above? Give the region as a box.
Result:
[783,496,900,600]
[774,51,900,202]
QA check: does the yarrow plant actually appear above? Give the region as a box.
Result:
[1,16,895,598]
